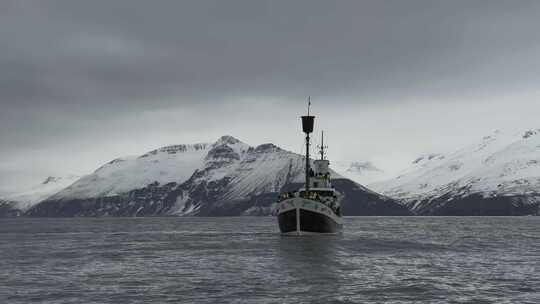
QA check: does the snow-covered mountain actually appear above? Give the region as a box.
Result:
[332,160,389,185]
[50,143,212,200]
[0,175,80,216]
[169,138,308,216]
[371,130,540,215]
[27,136,408,217]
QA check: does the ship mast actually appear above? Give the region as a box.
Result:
[301,97,314,194]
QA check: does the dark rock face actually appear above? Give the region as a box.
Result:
[168,175,236,216]
[409,192,540,216]
[42,176,60,185]
[139,144,210,158]
[206,145,240,162]
[332,179,411,216]
[253,144,281,153]
[25,136,412,217]
[29,178,540,217]
[0,201,21,217]
[26,178,411,217]
[26,182,180,217]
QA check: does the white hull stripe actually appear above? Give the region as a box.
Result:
[277,198,343,225]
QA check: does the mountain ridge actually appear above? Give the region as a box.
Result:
[23,136,408,217]
[332,160,389,185]
[0,175,80,216]
[371,129,540,215]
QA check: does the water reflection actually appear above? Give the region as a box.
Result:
[276,235,345,301]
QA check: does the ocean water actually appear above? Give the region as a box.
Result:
[0,217,538,304]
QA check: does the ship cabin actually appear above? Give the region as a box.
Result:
[299,158,336,200]
[277,159,337,204]
[309,159,332,189]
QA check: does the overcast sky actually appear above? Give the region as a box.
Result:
[2,0,540,190]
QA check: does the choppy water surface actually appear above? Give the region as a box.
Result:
[0,217,539,303]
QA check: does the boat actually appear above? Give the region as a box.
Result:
[274,100,343,235]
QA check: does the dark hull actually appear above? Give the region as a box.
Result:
[278,208,342,234]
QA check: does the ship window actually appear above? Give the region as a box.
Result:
[299,190,334,198]
[316,191,334,197]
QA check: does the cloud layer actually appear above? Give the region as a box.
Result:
[2,1,540,189]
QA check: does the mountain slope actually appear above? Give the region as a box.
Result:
[168,140,307,216]
[332,160,389,185]
[371,130,540,215]
[51,143,211,200]
[0,199,21,217]
[0,175,79,216]
[27,136,408,217]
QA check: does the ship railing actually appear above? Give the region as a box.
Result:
[277,191,340,214]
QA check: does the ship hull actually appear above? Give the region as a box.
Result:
[276,198,343,235]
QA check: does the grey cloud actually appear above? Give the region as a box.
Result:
[3,0,540,109]
[2,0,540,186]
